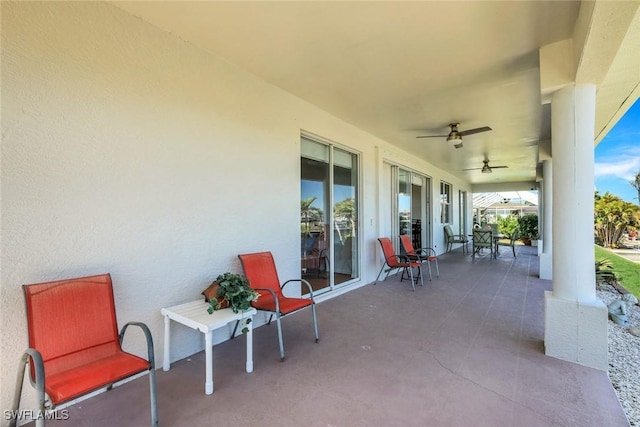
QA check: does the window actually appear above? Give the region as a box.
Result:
[440,181,451,224]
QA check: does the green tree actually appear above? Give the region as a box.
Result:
[594,192,640,247]
[631,170,640,205]
[301,197,323,234]
[334,197,356,244]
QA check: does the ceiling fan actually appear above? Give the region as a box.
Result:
[463,159,508,174]
[416,123,492,148]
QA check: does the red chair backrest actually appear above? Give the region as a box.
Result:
[399,235,416,256]
[378,237,403,267]
[23,274,120,379]
[238,252,283,297]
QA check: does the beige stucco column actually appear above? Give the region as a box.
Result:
[544,84,607,370]
[539,159,553,280]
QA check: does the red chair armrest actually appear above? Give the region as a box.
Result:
[252,287,281,313]
[119,322,156,370]
[282,279,315,301]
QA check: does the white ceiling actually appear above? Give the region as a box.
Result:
[112,1,638,187]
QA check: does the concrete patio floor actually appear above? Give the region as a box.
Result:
[33,245,629,426]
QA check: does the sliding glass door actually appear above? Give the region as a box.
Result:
[301,137,359,294]
[393,167,432,251]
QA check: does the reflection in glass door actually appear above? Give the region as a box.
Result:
[301,137,359,295]
[394,167,432,252]
[333,148,359,286]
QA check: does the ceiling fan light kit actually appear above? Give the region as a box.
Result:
[463,159,508,173]
[447,134,463,147]
[417,123,492,149]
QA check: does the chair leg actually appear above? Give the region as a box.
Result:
[148,367,158,426]
[231,320,240,338]
[275,312,285,361]
[374,263,387,284]
[11,355,28,427]
[426,261,433,281]
[311,303,319,343]
[12,350,46,427]
[407,267,416,291]
[434,259,440,277]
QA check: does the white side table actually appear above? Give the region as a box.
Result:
[161,300,257,395]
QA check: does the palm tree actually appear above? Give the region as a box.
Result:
[631,170,640,205]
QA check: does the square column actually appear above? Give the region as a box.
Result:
[544,84,607,370]
[539,159,553,280]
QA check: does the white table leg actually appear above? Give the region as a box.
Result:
[205,331,214,395]
[246,317,254,373]
[163,315,171,371]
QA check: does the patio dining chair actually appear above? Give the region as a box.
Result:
[472,229,494,258]
[12,274,157,427]
[399,234,439,281]
[444,225,468,253]
[375,237,423,291]
[238,251,319,361]
[496,229,519,257]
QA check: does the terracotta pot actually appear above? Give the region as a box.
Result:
[202,282,230,309]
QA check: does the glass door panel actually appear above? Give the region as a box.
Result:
[411,175,424,249]
[398,169,411,244]
[301,140,330,293]
[333,148,359,286]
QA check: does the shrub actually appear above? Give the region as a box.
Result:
[595,258,616,285]
[517,214,539,239]
[497,214,519,238]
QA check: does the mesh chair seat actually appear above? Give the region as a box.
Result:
[45,349,149,403]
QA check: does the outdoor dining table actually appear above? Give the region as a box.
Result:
[469,232,505,257]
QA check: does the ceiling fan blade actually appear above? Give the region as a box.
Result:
[416,134,448,139]
[458,126,492,136]
[491,165,509,169]
[462,167,482,171]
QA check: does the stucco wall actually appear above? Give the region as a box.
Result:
[0,1,471,413]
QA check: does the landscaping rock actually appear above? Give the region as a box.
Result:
[597,283,640,426]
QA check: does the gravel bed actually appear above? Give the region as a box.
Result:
[597,283,640,426]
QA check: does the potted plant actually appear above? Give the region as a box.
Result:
[202,272,259,334]
[517,214,538,246]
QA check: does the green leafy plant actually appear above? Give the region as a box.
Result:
[497,214,519,238]
[595,258,617,285]
[207,272,259,334]
[517,214,539,240]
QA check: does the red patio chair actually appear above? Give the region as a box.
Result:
[238,251,319,361]
[375,237,423,291]
[12,274,157,427]
[399,234,440,281]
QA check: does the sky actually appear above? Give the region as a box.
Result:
[595,98,640,204]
